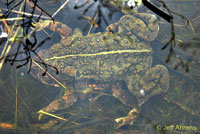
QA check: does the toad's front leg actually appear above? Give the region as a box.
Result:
[35,20,72,40]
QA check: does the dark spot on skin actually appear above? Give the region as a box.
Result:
[87,78,96,85]
[76,71,80,78]
[117,61,123,67]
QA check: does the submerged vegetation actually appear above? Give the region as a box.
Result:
[0,0,200,133]
[0,0,58,75]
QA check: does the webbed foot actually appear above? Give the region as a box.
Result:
[115,108,139,129]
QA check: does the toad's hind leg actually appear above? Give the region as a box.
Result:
[113,65,169,128]
[111,81,140,128]
[126,65,169,106]
[38,90,77,120]
[137,65,169,105]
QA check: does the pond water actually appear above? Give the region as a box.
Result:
[0,0,200,134]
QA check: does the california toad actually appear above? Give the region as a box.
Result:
[32,13,169,127]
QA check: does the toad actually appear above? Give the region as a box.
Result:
[32,12,169,128]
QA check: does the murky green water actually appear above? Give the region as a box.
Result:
[0,0,200,134]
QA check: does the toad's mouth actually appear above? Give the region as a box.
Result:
[44,49,152,61]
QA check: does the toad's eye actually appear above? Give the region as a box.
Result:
[125,0,142,10]
[127,0,136,9]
